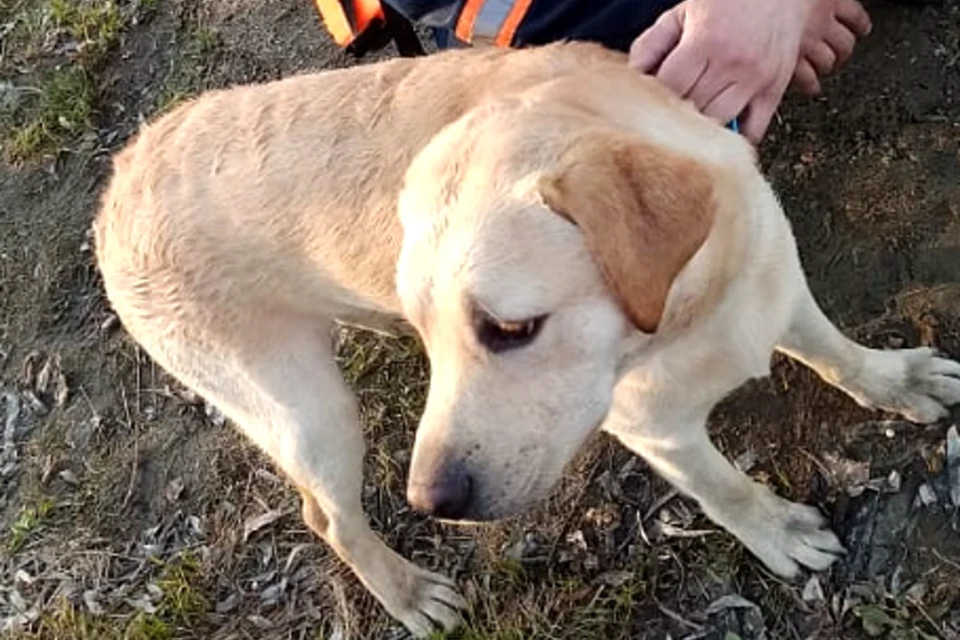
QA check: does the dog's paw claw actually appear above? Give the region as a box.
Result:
[724,491,843,579]
[392,567,466,638]
[846,348,960,424]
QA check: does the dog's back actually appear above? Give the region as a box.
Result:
[94,43,625,345]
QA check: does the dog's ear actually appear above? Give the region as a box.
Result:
[538,132,715,333]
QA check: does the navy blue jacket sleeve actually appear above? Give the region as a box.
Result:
[381,0,464,30]
[382,0,682,52]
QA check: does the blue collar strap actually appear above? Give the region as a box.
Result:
[727,118,740,133]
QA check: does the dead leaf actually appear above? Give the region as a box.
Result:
[947,425,960,507]
[216,593,241,614]
[83,590,104,615]
[19,351,68,409]
[598,570,633,588]
[802,576,825,603]
[821,452,871,495]
[126,594,157,614]
[243,510,283,542]
[283,543,311,574]
[260,578,287,607]
[247,614,274,630]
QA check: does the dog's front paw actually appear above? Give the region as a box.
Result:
[845,347,960,424]
[724,489,844,579]
[384,564,467,638]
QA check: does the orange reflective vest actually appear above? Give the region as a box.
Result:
[314,0,425,56]
[315,0,385,47]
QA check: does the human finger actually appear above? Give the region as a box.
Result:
[803,40,837,75]
[700,82,753,125]
[740,89,782,143]
[655,45,709,98]
[836,0,872,36]
[825,22,856,66]
[629,10,684,73]
[791,58,822,95]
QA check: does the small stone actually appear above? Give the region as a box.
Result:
[205,403,226,427]
[14,570,34,585]
[734,450,758,473]
[165,477,184,502]
[566,529,587,550]
[186,515,203,536]
[918,483,937,506]
[886,470,901,493]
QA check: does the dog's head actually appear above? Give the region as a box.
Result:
[396,91,717,521]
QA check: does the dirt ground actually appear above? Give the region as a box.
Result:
[1,1,959,638]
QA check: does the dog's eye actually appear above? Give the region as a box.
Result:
[475,313,547,354]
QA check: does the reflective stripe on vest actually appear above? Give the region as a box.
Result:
[455,0,533,46]
[315,0,385,46]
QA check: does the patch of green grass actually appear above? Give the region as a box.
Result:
[153,552,210,625]
[452,578,642,639]
[7,497,56,552]
[0,0,133,164]
[2,64,95,163]
[16,598,119,640]
[124,613,173,640]
[13,554,209,640]
[699,534,745,581]
[152,25,222,116]
[50,0,122,67]
[0,3,53,70]
[853,603,940,640]
[14,599,173,640]
[441,559,645,640]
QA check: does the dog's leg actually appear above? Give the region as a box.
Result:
[604,401,843,577]
[153,320,464,637]
[776,281,960,424]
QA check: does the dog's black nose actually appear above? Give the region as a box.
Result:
[407,465,474,520]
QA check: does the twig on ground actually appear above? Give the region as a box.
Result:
[643,489,680,522]
[907,596,948,640]
[652,594,702,631]
[120,385,139,510]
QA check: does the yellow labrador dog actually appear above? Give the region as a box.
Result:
[95,42,960,636]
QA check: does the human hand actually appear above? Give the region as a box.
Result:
[792,0,871,96]
[629,0,817,142]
